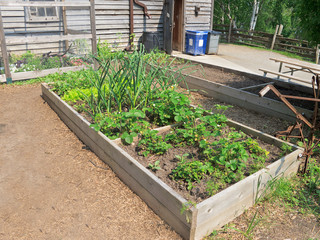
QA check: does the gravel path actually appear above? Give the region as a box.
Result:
[0,84,181,240]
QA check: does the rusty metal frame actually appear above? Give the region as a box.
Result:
[259,75,320,173]
[126,0,152,51]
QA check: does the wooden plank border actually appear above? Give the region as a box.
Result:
[174,56,314,95]
[0,65,90,83]
[179,74,313,122]
[41,84,303,240]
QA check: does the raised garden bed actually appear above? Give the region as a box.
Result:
[175,58,314,122]
[41,83,303,240]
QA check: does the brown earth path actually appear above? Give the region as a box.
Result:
[0,84,181,240]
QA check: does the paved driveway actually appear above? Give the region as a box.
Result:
[173,43,316,86]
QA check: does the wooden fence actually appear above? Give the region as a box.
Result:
[0,0,98,84]
[212,23,320,64]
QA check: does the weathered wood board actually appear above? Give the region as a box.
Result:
[42,83,303,240]
[0,65,88,83]
[179,74,313,122]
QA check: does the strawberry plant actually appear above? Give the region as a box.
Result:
[148,160,161,172]
[137,129,172,157]
[171,154,214,190]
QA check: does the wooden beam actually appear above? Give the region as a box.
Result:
[0,65,90,83]
[61,0,69,51]
[90,0,98,70]
[0,1,90,7]
[5,34,92,45]
[0,10,12,84]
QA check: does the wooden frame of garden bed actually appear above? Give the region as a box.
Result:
[178,73,313,122]
[41,83,303,240]
[0,65,90,83]
[174,57,314,122]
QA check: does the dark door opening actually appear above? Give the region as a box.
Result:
[172,0,184,51]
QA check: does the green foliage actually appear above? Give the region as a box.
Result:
[170,122,270,193]
[87,44,191,115]
[49,69,93,95]
[264,158,320,217]
[8,51,86,74]
[213,0,313,41]
[148,160,161,172]
[172,154,213,190]
[62,87,99,103]
[137,129,172,157]
[280,143,293,157]
[90,109,150,143]
[146,89,192,126]
[296,0,320,44]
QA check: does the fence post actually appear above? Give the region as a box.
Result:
[0,10,12,84]
[61,0,69,51]
[316,44,320,64]
[228,19,233,43]
[89,0,98,70]
[270,24,279,50]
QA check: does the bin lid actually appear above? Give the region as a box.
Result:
[186,30,209,35]
[209,31,222,35]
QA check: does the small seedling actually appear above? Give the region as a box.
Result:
[148,160,161,172]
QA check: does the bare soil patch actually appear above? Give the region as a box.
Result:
[186,64,269,88]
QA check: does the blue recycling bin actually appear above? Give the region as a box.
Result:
[185,30,209,55]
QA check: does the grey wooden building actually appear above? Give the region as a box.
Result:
[0,0,214,55]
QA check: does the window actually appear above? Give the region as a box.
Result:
[28,0,59,22]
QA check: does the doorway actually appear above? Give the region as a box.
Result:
[172,0,184,51]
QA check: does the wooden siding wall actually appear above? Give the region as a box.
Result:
[185,0,212,31]
[1,6,64,55]
[95,0,164,49]
[1,0,91,55]
[1,0,213,55]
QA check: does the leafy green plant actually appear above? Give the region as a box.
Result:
[90,109,150,143]
[137,129,172,157]
[280,143,293,157]
[148,160,161,172]
[8,51,85,74]
[146,89,192,126]
[88,44,191,116]
[171,154,213,190]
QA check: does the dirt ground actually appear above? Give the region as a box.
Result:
[0,84,180,240]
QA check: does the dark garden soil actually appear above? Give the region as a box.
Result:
[184,64,270,88]
[120,127,281,203]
